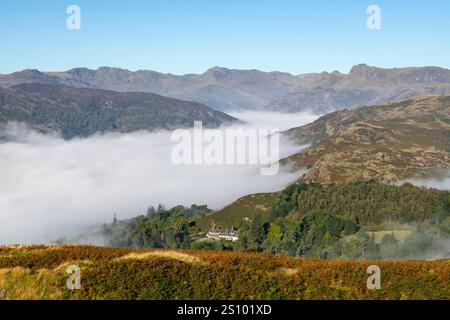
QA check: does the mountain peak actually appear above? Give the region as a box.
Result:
[203,66,233,81]
[67,67,96,77]
[206,66,229,72]
[12,69,46,78]
[348,64,376,76]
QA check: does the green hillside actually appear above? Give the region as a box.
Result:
[96,181,450,260]
[195,193,279,231]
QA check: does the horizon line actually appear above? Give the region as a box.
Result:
[1,63,449,77]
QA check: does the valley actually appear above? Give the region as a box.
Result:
[2,0,450,304]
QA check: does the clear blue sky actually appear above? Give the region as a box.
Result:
[1,0,449,75]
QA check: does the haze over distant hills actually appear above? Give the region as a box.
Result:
[0,83,235,139]
[267,64,450,114]
[1,64,450,113]
[0,67,301,112]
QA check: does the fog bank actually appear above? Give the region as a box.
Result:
[401,169,450,190]
[0,112,316,244]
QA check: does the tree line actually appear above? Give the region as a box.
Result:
[101,181,450,260]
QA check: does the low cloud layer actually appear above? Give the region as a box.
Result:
[0,112,316,244]
[402,170,450,190]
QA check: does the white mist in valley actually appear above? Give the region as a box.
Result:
[0,112,316,244]
[401,170,450,190]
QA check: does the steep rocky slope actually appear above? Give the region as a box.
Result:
[283,95,450,183]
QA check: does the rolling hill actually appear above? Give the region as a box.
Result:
[282,95,450,183]
[195,193,279,231]
[0,83,236,139]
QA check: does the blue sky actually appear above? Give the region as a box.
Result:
[1,0,449,75]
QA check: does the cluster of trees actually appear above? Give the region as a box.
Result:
[236,181,450,259]
[102,204,210,249]
[102,181,450,260]
[236,218,450,260]
[235,212,359,257]
[269,180,450,225]
[328,223,450,260]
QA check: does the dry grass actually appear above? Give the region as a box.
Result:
[0,267,63,300]
[53,260,93,272]
[278,268,300,276]
[116,250,205,265]
[0,246,448,300]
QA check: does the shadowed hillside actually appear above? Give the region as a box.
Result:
[0,83,236,139]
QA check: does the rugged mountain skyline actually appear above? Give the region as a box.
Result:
[267,64,450,114]
[0,67,303,112]
[2,64,450,113]
[0,83,235,139]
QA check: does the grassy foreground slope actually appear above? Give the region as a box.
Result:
[0,246,448,300]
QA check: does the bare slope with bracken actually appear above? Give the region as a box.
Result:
[283,95,450,183]
[0,246,448,300]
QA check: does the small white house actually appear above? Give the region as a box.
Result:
[206,228,239,242]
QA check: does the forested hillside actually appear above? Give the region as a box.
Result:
[0,83,235,139]
[270,181,450,225]
[97,181,450,260]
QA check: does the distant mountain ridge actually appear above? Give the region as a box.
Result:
[1,64,450,112]
[0,67,303,111]
[266,64,450,113]
[0,83,235,139]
